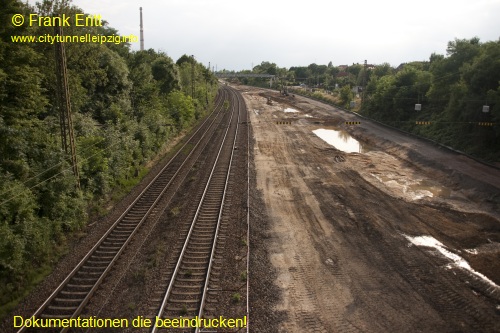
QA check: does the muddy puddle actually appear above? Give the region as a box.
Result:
[404,234,499,289]
[371,173,451,199]
[311,128,452,201]
[312,128,372,153]
[409,179,452,198]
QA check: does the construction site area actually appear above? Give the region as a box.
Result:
[242,84,500,332]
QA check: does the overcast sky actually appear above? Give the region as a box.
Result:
[34,0,500,70]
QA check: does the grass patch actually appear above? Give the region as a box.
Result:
[127,302,136,311]
[132,267,146,283]
[182,143,194,155]
[231,293,241,303]
[147,247,163,269]
[170,207,181,217]
[115,167,148,197]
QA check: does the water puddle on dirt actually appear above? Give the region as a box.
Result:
[371,173,451,199]
[313,128,371,153]
[409,179,452,198]
[404,234,500,290]
[284,107,299,113]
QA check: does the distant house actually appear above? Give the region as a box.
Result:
[338,65,348,71]
[336,72,349,78]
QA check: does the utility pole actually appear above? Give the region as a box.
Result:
[206,62,210,105]
[54,24,80,189]
[191,55,195,99]
[362,60,367,105]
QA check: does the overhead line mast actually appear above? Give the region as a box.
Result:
[54,23,80,189]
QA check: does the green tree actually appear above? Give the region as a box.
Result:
[339,85,354,108]
[152,55,180,95]
[166,91,195,130]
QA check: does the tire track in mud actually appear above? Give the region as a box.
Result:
[287,253,328,333]
[244,86,500,332]
[299,142,499,332]
[268,127,367,333]
[278,183,361,333]
[316,168,500,332]
[281,252,361,333]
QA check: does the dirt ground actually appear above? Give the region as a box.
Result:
[239,84,500,332]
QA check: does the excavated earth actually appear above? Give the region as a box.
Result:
[240,84,500,333]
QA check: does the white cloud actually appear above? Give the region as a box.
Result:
[27,0,500,69]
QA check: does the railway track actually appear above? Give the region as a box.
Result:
[17,88,235,333]
[151,86,246,333]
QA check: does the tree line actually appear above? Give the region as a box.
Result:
[363,38,499,161]
[0,0,218,316]
[236,38,500,162]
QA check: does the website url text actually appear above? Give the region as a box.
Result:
[11,34,138,45]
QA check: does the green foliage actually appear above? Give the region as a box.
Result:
[231,293,241,303]
[339,85,354,108]
[166,91,196,130]
[0,0,219,317]
[170,207,181,217]
[362,38,499,161]
[238,38,499,161]
[253,61,278,75]
[152,56,180,95]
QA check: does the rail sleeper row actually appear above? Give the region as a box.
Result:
[152,87,241,332]
[19,89,229,333]
[164,179,227,316]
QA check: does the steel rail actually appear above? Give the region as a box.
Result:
[17,89,228,333]
[244,86,251,333]
[195,88,241,333]
[151,86,240,333]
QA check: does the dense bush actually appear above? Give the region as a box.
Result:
[0,0,218,315]
[362,38,500,161]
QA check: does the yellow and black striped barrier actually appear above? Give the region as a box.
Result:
[276,121,291,125]
[415,121,432,125]
[345,121,361,125]
[478,122,494,126]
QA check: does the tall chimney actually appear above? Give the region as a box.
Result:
[140,7,144,51]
